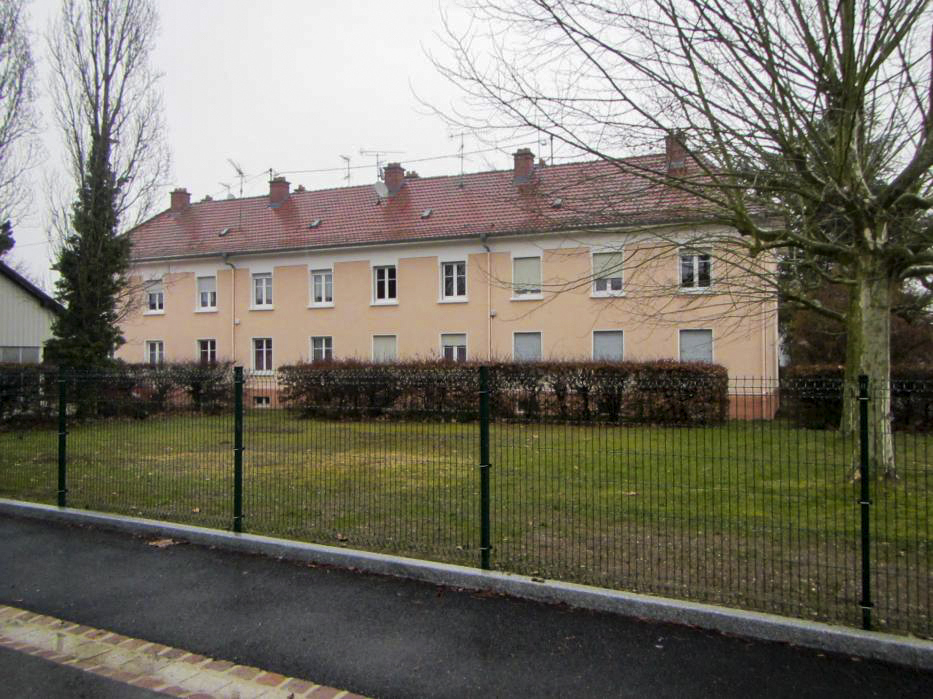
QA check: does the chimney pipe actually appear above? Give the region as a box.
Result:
[513,148,535,184]
[384,162,405,194]
[269,176,290,207]
[665,131,687,174]
[170,188,190,212]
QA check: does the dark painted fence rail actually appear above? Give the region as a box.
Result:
[0,365,929,639]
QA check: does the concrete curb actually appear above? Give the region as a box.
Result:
[2,498,931,671]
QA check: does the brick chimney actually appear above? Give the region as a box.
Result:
[513,148,535,183]
[665,131,687,174]
[170,188,190,212]
[269,176,290,207]
[384,162,405,194]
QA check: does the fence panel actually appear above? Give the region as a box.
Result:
[490,376,865,630]
[63,369,232,530]
[0,366,59,504]
[241,369,480,566]
[871,379,932,636]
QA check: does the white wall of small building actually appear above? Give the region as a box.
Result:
[0,272,57,359]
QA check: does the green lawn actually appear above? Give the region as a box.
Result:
[0,410,929,638]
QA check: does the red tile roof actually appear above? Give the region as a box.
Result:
[129,154,704,261]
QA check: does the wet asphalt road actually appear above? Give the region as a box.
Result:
[1,514,930,698]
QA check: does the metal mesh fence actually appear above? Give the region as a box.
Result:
[0,364,928,638]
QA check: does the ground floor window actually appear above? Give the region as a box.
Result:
[311,336,333,362]
[372,335,397,362]
[145,340,164,365]
[0,346,40,364]
[198,339,216,364]
[513,332,542,361]
[441,333,467,361]
[593,331,624,361]
[679,329,713,363]
[253,338,273,372]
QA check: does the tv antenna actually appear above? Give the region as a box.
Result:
[227,159,247,230]
[340,155,351,184]
[450,131,466,188]
[360,148,405,180]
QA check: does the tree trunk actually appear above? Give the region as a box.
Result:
[841,256,897,479]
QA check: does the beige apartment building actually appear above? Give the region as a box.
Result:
[118,142,779,383]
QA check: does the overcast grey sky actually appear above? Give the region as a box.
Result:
[9,0,542,287]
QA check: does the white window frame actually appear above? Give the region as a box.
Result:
[145,340,164,365]
[251,272,274,309]
[679,250,713,292]
[592,330,625,361]
[373,265,398,304]
[309,268,334,307]
[440,260,468,302]
[145,280,164,315]
[678,328,714,363]
[591,249,625,298]
[372,334,398,362]
[197,338,217,365]
[440,332,468,362]
[512,331,543,361]
[511,255,543,300]
[310,335,334,362]
[252,337,273,374]
[196,276,217,311]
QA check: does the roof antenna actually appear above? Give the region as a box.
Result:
[360,148,405,181]
[228,159,246,231]
[340,155,351,184]
[449,131,466,188]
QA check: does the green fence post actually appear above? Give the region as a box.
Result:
[858,374,873,631]
[479,365,491,570]
[57,370,67,508]
[233,366,244,533]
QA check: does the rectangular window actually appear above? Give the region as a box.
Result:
[513,332,542,361]
[311,336,333,362]
[441,333,467,362]
[680,251,712,289]
[0,346,41,364]
[254,395,271,408]
[146,280,164,312]
[253,337,273,372]
[252,273,273,307]
[197,276,217,309]
[680,329,713,363]
[311,269,333,305]
[593,331,624,360]
[374,265,397,302]
[198,339,217,364]
[145,340,164,365]
[592,251,624,295]
[441,261,467,300]
[512,256,541,296]
[372,335,397,362]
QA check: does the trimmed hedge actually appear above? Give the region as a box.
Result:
[781,365,933,432]
[0,362,235,425]
[279,359,730,425]
[0,364,58,425]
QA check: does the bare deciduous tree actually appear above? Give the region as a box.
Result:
[435,0,933,476]
[48,0,170,234]
[0,0,39,223]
